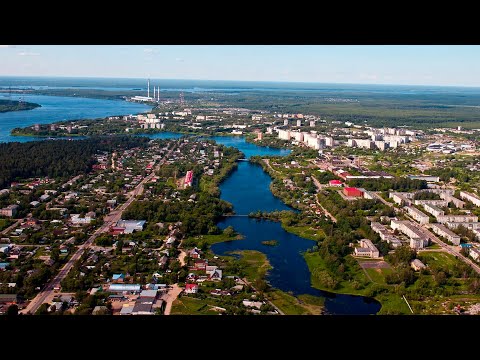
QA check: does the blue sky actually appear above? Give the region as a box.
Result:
[1,45,479,86]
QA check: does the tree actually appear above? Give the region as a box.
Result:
[223,226,236,237]
[6,304,18,316]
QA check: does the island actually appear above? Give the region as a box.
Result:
[0,99,41,113]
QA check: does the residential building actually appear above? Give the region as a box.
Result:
[408,175,440,182]
[185,283,198,294]
[430,223,461,245]
[390,192,413,206]
[406,206,430,224]
[411,259,427,271]
[422,203,445,218]
[460,191,480,207]
[391,220,429,249]
[0,205,19,217]
[469,248,480,262]
[436,215,478,224]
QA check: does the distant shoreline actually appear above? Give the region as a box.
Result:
[0,99,41,113]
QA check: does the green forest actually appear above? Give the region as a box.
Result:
[0,99,41,113]
[0,136,149,187]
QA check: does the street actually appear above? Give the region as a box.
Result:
[21,143,177,314]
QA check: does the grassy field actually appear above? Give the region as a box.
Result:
[233,250,272,282]
[183,233,244,247]
[267,290,324,315]
[170,296,220,315]
[282,224,325,241]
[417,252,458,272]
[364,267,393,284]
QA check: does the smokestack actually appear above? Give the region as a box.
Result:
[153,86,156,99]
[157,86,160,101]
[147,79,150,98]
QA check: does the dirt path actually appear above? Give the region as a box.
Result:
[163,284,183,315]
[178,250,187,266]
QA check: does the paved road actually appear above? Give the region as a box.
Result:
[311,176,337,223]
[22,144,177,315]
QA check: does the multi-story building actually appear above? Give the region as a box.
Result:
[445,222,480,231]
[422,203,445,218]
[0,204,19,217]
[344,187,364,197]
[460,191,480,207]
[436,215,478,224]
[278,129,291,141]
[391,220,429,249]
[406,206,430,224]
[354,239,380,258]
[430,223,461,245]
[414,199,448,207]
[390,192,414,206]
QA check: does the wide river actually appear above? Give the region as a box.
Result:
[0,93,151,142]
[0,94,380,314]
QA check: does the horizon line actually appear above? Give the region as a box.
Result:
[1,74,480,89]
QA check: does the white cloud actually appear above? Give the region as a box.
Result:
[0,45,15,48]
[18,51,40,56]
[175,57,184,62]
[144,48,158,54]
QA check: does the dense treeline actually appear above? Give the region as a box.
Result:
[0,99,41,113]
[0,136,149,188]
[347,177,427,192]
[123,193,233,237]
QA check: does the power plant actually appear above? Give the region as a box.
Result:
[130,79,161,103]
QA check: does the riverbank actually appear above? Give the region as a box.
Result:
[304,252,409,315]
[0,99,41,113]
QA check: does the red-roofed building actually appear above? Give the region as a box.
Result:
[344,187,364,197]
[329,180,343,187]
[185,283,198,294]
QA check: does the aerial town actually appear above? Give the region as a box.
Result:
[2,72,480,316]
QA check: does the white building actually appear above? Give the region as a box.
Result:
[460,191,480,207]
[422,203,445,218]
[278,129,291,141]
[391,220,429,249]
[430,223,461,245]
[354,239,380,258]
[469,248,480,262]
[436,215,478,224]
[406,206,430,224]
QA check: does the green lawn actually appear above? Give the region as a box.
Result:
[183,233,244,247]
[170,296,220,315]
[282,224,324,241]
[417,252,458,271]
[364,267,392,284]
[233,250,272,282]
[267,290,324,315]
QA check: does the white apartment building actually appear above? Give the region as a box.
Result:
[406,206,430,224]
[430,223,461,245]
[460,191,480,207]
